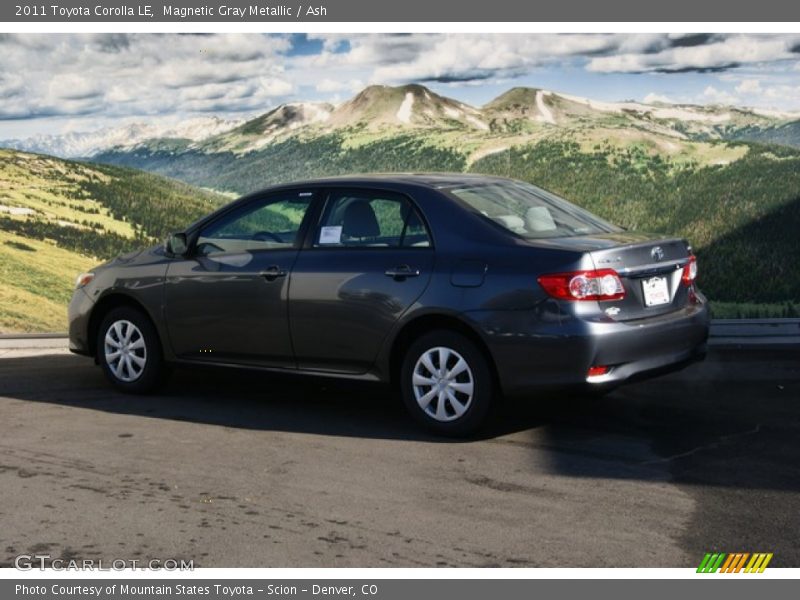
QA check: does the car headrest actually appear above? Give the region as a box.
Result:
[342,200,380,239]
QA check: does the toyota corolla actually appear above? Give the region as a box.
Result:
[69,175,709,435]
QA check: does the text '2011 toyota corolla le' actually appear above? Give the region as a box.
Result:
[69,174,709,435]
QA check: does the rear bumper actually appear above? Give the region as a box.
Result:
[469,295,710,396]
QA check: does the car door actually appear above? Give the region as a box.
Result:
[164,190,316,367]
[289,188,434,374]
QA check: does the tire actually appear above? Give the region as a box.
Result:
[400,329,495,437]
[96,306,167,394]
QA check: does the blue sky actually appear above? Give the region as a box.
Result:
[1,33,800,138]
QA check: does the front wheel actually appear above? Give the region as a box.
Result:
[400,330,495,437]
[97,306,167,393]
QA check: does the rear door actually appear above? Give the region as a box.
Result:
[588,234,693,320]
[289,188,434,374]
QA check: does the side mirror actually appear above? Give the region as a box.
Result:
[165,232,188,256]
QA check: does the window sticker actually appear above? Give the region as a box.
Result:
[319,225,343,244]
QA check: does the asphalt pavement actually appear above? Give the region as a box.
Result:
[0,347,798,567]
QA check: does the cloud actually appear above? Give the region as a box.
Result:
[0,33,295,120]
[2,33,800,134]
[334,34,623,83]
[315,78,364,93]
[735,79,762,94]
[643,92,676,104]
[702,85,739,105]
[48,74,104,101]
[302,33,800,89]
[587,34,800,73]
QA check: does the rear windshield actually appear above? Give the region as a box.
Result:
[443,180,620,239]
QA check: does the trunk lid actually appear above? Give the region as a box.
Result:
[531,232,694,321]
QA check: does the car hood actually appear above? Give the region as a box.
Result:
[92,245,163,272]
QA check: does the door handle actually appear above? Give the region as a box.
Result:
[384,265,420,280]
[260,266,287,281]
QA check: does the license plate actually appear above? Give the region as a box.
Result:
[642,276,670,307]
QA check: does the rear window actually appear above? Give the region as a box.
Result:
[443,180,620,239]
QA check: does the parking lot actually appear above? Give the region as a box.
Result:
[1,346,798,567]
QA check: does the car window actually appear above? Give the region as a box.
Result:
[444,181,620,239]
[196,194,313,256]
[315,191,431,248]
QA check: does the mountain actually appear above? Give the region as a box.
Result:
[5,84,800,320]
[7,84,800,160]
[201,102,334,153]
[89,83,800,191]
[0,148,226,333]
[1,116,243,159]
[84,84,800,315]
[326,84,489,130]
[192,84,490,153]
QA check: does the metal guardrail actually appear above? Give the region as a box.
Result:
[0,332,68,339]
[709,319,800,348]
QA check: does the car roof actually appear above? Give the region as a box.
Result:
[264,173,517,191]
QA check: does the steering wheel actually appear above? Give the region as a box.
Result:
[251,231,283,243]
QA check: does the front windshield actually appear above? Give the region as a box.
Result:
[444,180,620,239]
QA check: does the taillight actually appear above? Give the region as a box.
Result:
[681,255,697,285]
[538,269,625,301]
[587,365,610,378]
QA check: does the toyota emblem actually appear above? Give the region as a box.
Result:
[651,246,665,261]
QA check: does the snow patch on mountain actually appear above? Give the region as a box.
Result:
[749,107,800,120]
[556,91,732,123]
[535,90,556,124]
[396,92,415,124]
[647,107,731,123]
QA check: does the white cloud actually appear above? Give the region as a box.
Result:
[735,79,762,94]
[3,33,800,137]
[0,33,294,121]
[315,78,364,93]
[702,85,739,105]
[587,34,800,73]
[643,93,676,104]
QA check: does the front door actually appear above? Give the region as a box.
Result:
[289,188,434,374]
[164,190,315,367]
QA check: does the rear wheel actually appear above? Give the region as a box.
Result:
[97,306,167,393]
[400,330,494,436]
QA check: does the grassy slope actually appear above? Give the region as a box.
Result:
[0,149,225,333]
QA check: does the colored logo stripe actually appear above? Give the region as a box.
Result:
[697,553,726,573]
[745,553,773,573]
[697,552,772,573]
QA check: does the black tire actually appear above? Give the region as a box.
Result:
[96,306,168,394]
[400,329,495,437]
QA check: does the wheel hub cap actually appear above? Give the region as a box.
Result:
[104,319,147,383]
[412,346,475,423]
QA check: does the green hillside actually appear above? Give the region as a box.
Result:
[0,149,225,332]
